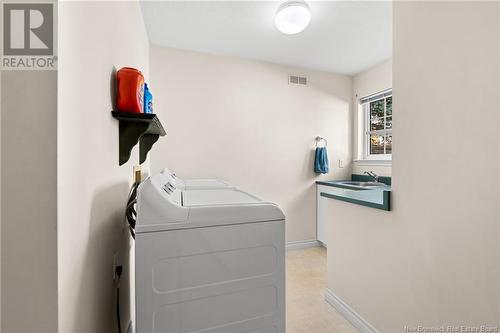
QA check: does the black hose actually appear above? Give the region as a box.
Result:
[116,183,138,332]
[126,182,140,239]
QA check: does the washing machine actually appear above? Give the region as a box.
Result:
[160,168,234,190]
[134,172,285,333]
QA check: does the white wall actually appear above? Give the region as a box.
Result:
[0,65,2,332]
[327,2,499,332]
[352,59,392,177]
[150,46,352,243]
[498,3,500,326]
[58,1,149,332]
[1,71,58,333]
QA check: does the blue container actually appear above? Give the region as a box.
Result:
[143,83,153,114]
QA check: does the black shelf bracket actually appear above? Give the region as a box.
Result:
[112,111,166,165]
[139,134,160,164]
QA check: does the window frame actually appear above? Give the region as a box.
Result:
[361,90,392,161]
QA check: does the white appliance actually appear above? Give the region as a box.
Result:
[134,172,286,333]
[160,168,234,190]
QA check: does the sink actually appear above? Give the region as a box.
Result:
[338,181,387,188]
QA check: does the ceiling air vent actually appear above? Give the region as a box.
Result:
[289,75,307,85]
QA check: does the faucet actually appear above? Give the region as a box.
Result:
[364,171,380,183]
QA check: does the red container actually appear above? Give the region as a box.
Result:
[116,67,145,113]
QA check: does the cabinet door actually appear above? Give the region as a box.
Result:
[316,185,328,246]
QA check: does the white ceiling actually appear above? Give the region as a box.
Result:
[140,1,392,75]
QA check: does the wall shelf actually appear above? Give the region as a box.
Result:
[111,111,166,165]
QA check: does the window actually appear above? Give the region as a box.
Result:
[360,90,392,160]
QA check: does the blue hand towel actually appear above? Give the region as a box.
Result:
[314,147,329,174]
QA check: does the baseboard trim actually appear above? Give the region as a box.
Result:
[324,288,379,333]
[286,239,321,251]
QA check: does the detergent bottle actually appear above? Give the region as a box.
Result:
[143,83,153,114]
[116,67,144,113]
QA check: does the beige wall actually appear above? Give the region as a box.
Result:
[327,2,499,332]
[150,46,352,243]
[58,1,149,332]
[352,59,392,177]
[1,71,58,333]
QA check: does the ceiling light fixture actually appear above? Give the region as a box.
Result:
[275,1,311,35]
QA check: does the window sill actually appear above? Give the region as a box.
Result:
[354,159,392,166]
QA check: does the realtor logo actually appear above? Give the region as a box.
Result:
[2,2,56,69]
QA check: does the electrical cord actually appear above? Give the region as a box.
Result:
[115,265,123,333]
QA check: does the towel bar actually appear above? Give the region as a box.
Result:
[315,136,327,147]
